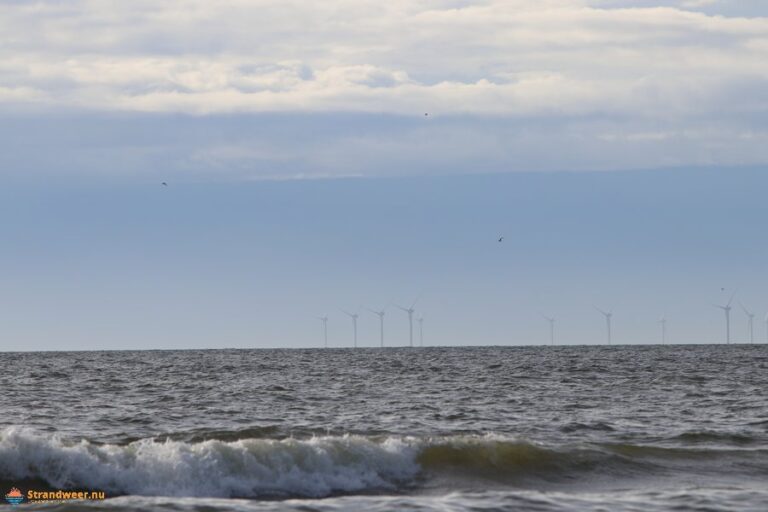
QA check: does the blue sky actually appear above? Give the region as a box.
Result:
[1,167,766,350]
[0,1,766,349]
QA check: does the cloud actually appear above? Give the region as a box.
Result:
[1,1,766,115]
[0,0,766,177]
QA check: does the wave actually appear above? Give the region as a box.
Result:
[0,427,420,499]
[669,431,759,446]
[1,427,766,499]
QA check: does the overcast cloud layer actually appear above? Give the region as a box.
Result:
[1,0,767,178]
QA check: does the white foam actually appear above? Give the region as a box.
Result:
[0,427,421,498]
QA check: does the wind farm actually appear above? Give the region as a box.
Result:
[314,292,766,348]
[316,298,425,348]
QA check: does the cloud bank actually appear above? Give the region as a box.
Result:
[0,0,766,178]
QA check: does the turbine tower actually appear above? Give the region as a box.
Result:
[543,316,555,345]
[417,315,424,347]
[317,316,328,348]
[595,306,613,345]
[658,314,667,344]
[341,309,359,348]
[739,302,755,344]
[714,292,735,344]
[366,307,386,348]
[396,297,420,347]
[765,312,768,344]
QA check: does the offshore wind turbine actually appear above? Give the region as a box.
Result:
[765,312,768,344]
[366,307,386,348]
[542,315,555,345]
[317,316,329,348]
[396,297,420,347]
[595,306,613,345]
[714,292,735,344]
[658,314,667,344]
[341,309,359,348]
[739,302,755,344]
[417,315,424,347]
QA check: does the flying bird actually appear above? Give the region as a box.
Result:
[162,182,168,186]
[498,236,504,242]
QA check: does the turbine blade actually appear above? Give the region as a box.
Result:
[739,301,751,316]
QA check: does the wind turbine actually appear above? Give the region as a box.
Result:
[765,312,768,344]
[417,315,424,347]
[595,306,613,345]
[739,301,755,344]
[317,316,329,348]
[341,309,359,348]
[542,315,555,345]
[658,314,667,344]
[396,297,420,347]
[366,307,386,348]
[714,292,735,344]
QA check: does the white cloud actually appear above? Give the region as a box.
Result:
[0,0,766,176]
[0,1,766,115]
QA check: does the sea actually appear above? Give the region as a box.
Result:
[1,345,766,511]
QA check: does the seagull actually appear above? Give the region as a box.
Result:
[498,236,504,242]
[162,182,168,186]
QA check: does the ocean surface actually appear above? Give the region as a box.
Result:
[1,345,767,511]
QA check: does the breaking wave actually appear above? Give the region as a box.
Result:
[0,427,420,498]
[0,427,765,499]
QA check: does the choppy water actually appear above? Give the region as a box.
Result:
[1,345,767,511]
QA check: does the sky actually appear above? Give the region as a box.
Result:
[0,0,766,350]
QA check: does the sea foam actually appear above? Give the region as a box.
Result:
[0,427,420,498]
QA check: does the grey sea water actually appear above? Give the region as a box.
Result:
[1,345,767,511]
